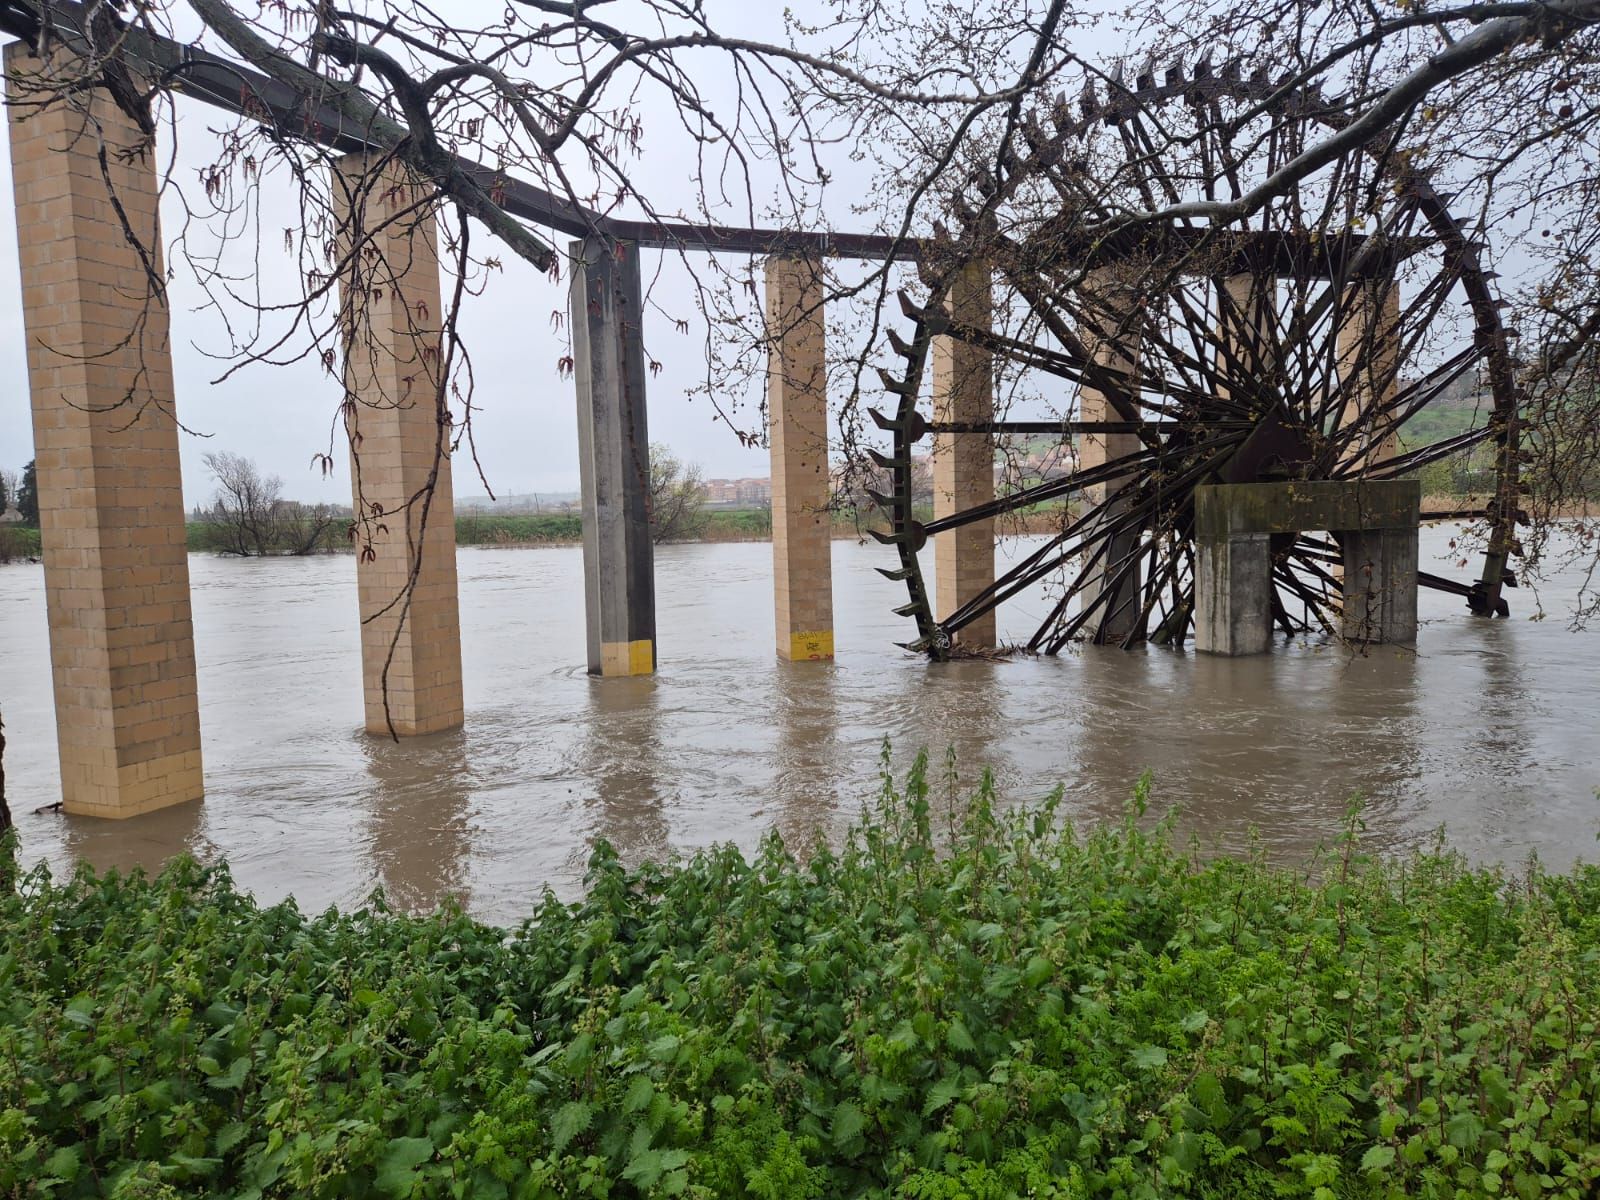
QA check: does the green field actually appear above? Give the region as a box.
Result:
[179,510,776,554]
[454,512,585,545]
[0,512,779,559]
[455,509,776,545]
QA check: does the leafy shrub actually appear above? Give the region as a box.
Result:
[2,755,1598,1198]
[0,526,40,563]
[703,509,772,540]
[454,513,584,546]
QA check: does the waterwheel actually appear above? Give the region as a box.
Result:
[870,61,1522,658]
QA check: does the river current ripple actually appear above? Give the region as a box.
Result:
[2,529,1597,923]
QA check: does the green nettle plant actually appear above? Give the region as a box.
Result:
[2,753,1597,1199]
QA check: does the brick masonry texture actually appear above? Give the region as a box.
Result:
[335,154,464,735]
[6,45,203,817]
[1076,268,1144,633]
[933,263,996,650]
[766,257,834,662]
[1336,279,1401,468]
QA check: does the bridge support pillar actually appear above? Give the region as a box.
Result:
[335,154,463,734]
[5,43,202,816]
[1342,526,1419,645]
[572,237,655,676]
[1218,273,1275,401]
[1336,277,1401,468]
[1195,531,1274,656]
[933,262,995,649]
[1194,481,1420,655]
[766,255,833,662]
[1077,270,1144,641]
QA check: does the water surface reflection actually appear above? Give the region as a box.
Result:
[1,531,1595,923]
[579,676,672,870]
[362,728,473,913]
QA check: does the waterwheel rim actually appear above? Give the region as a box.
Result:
[869,60,1521,657]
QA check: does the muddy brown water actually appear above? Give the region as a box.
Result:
[2,530,1597,924]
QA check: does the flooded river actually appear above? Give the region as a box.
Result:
[2,530,1597,923]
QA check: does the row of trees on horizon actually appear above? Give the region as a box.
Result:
[2,448,712,557]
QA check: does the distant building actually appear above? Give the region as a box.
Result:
[703,478,739,504]
[703,477,772,506]
[0,503,22,525]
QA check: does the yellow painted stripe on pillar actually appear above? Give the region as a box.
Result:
[629,639,654,676]
[787,630,835,661]
[600,639,655,676]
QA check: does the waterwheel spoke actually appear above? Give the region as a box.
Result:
[874,65,1521,656]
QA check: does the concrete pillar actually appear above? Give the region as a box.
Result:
[1215,269,1274,693]
[5,43,202,817]
[1343,528,1419,645]
[571,237,655,676]
[1336,278,1401,468]
[932,262,995,648]
[335,154,463,735]
[1076,269,1143,640]
[1194,481,1420,655]
[1195,531,1274,656]
[766,255,833,661]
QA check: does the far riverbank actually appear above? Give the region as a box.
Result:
[2,506,1076,559]
[1,496,1592,562]
[450,506,1074,548]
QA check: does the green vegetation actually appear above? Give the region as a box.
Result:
[187,515,342,558]
[1396,405,1500,498]
[0,525,41,562]
[9,510,776,559]
[1396,401,1484,450]
[701,508,773,540]
[3,755,1598,1199]
[452,510,774,547]
[0,504,1056,559]
[17,459,38,526]
[450,512,585,546]
[1412,452,1499,502]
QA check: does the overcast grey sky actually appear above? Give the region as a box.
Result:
[0,109,787,506]
[0,2,930,506]
[0,4,1158,508]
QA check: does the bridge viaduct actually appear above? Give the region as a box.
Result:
[1,9,999,817]
[3,6,1409,820]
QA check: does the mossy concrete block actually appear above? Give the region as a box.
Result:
[1193,480,1421,654]
[1194,480,1420,537]
[1195,531,1273,655]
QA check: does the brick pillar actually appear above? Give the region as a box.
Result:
[335,154,463,733]
[571,237,655,676]
[767,255,833,662]
[1218,273,1275,401]
[933,262,995,648]
[5,44,202,817]
[1336,277,1401,468]
[1076,269,1144,641]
